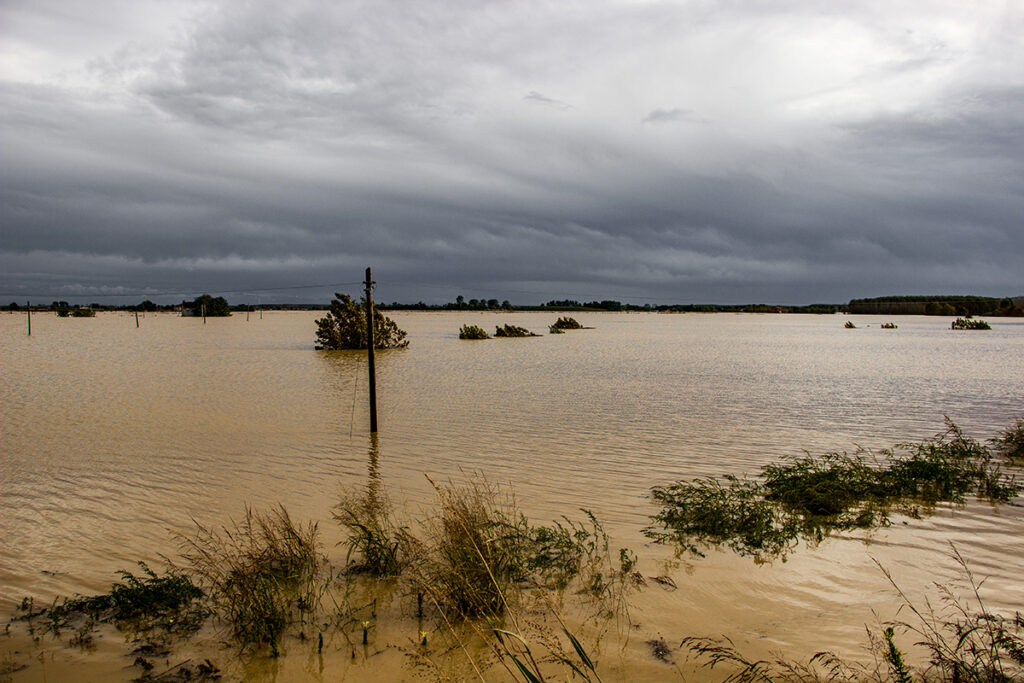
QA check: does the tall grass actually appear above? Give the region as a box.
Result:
[178,505,322,654]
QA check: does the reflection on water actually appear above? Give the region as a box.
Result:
[1,310,1022,674]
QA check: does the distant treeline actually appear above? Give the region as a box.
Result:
[847,295,1024,317]
[377,297,841,314]
[8,293,1021,316]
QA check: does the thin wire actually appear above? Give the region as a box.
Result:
[2,281,365,300]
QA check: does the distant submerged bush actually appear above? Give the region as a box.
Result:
[192,294,231,317]
[880,322,897,329]
[844,321,856,329]
[552,316,583,330]
[315,293,409,350]
[459,324,489,340]
[494,324,538,337]
[951,317,991,330]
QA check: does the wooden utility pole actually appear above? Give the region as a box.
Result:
[365,267,378,433]
[26,301,31,336]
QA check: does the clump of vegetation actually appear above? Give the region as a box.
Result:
[494,324,538,337]
[646,419,1021,561]
[844,321,856,328]
[552,316,583,330]
[458,324,489,340]
[15,563,204,647]
[315,292,409,350]
[683,546,1024,683]
[333,475,636,680]
[951,317,991,330]
[412,478,621,617]
[178,506,323,654]
[992,418,1024,463]
[881,322,898,329]
[192,294,231,317]
[334,485,414,576]
[549,325,565,334]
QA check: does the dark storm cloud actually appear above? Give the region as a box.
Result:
[1,0,1022,304]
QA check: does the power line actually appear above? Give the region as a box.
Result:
[1,281,364,300]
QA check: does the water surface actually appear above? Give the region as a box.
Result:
[2,310,1022,678]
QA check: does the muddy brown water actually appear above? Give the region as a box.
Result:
[2,311,1022,681]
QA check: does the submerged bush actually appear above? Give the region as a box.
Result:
[552,316,583,330]
[951,317,991,330]
[458,324,489,340]
[494,324,538,337]
[646,419,1021,561]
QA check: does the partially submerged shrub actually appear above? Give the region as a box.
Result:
[315,292,409,349]
[552,317,583,330]
[179,506,322,653]
[494,324,538,338]
[951,317,991,330]
[549,325,565,334]
[646,419,1021,560]
[458,324,489,340]
[881,322,898,329]
[844,320,856,329]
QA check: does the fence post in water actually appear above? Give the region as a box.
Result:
[202,303,206,324]
[26,301,31,336]
[365,267,378,433]
[135,309,140,328]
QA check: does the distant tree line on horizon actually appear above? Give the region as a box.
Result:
[847,295,1023,317]
[6,292,1021,316]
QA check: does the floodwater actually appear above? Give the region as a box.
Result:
[2,310,1022,681]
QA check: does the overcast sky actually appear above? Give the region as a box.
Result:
[2,0,1022,305]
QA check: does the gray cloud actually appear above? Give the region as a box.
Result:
[1,0,1022,305]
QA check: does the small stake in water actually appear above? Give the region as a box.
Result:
[26,301,31,335]
[202,303,206,324]
[135,310,139,328]
[361,621,369,645]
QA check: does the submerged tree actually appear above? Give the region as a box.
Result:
[315,293,409,350]
[193,294,231,317]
